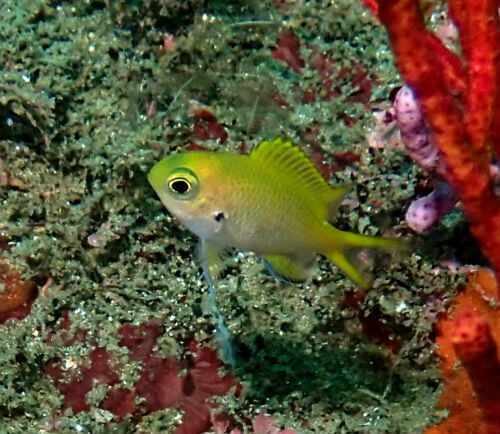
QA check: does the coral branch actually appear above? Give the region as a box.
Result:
[462,0,500,155]
[360,0,379,17]
[375,0,500,281]
[451,312,500,416]
[423,34,466,98]
[426,269,500,433]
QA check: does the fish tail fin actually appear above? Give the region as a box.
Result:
[333,228,408,251]
[325,247,370,288]
[325,227,408,289]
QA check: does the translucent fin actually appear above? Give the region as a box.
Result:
[332,227,409,251]
[326,248,370,289]
[261,253,308,282]
[250,137,348,219]
[326,184,352,220]
[198,240,227,285]
[325,227,408,289]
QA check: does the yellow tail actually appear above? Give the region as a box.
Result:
[325,227,407,289]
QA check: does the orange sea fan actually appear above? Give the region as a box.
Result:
[426,269,500,433]
[371,0,500,284]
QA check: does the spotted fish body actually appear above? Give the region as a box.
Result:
[148,138,403,287]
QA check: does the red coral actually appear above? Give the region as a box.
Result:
[270,92,291,107]
[305,147,336,180]
[119,323,240,432]
[135,356,184,411]
[360,0,379,16]
[301,126,361,178]
[249,411,297,434]
[0,259,36,324]
[308,48,340,101]
[341,64,374,105]
[271,32,305,74]
[426,269,500,433]
[186,141,209,151]
[372,0,500,281]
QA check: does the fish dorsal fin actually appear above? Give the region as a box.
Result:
[250,137,348,219]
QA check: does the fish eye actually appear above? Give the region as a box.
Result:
[169,178,191,194]
[166,168,199,199]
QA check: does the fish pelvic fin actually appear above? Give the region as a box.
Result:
[325,227,408,289]
[261,253,309,283]
[198,240,228,285]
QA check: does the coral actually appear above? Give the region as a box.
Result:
[248,412,297,434]
[271,31,379,115]
[374,0,500,279]
[426,269,500,433]
[133,340,239,434]
[360,0,379,16]
[344,289,402,354]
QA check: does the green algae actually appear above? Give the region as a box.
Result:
[0,0,469,432]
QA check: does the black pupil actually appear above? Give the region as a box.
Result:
[171,179,189,194]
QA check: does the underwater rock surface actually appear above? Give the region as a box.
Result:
[0,0,475,432]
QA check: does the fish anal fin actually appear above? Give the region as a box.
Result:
[261,253,309,283]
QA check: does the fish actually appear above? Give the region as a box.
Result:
[148,137,405,288]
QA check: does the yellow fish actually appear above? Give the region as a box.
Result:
[148,138,404,288]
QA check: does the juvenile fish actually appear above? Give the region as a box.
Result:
[148,138,404,287]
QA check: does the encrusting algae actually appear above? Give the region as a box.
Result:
[148,137,405,288]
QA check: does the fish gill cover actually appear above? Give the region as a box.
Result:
[0,0,480,432]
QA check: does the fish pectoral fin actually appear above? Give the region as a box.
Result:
[198,240,228,284]
[261,254,309,283]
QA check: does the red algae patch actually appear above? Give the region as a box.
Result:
[45,319,239,433]
[0,259,36,323]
